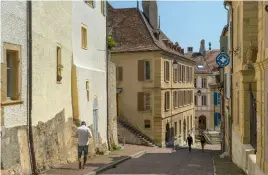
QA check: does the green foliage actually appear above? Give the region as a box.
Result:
[73,119,81,127]
[110,143,121,151]
[107,35,116,50]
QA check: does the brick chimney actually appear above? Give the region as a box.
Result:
[181,48,184,55]
[142,0,159,30]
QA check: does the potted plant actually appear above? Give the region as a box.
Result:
[57,64,64,82]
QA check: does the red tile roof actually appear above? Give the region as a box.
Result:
[107,3,194,63]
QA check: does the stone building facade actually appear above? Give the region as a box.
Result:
[0,1,31,174]
[224,1,267,175]
[108,1,195,147]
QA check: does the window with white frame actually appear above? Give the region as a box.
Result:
[201,95,207,106]
[202,77,207,88]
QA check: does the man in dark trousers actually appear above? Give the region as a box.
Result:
[187,134,193,152]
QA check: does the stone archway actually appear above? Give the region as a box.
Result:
[199,115,206,130]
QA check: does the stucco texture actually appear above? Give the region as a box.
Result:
[72,1,107,145]
[1,1,28,128]
[31,1,73,125]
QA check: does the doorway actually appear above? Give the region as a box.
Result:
[93,97,99,147]
[199,115,206,130]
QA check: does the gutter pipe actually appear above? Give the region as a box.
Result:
[27,1,37,174]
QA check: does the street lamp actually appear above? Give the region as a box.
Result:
[173,59,178,69]
[197,90,201,96]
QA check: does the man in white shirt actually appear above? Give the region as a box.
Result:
[75,121,92,169]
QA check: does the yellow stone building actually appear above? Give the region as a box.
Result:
[224,1,267,174]
[108,1,195,147]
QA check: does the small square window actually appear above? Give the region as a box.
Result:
[144,120,151,128]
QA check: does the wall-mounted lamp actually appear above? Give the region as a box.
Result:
[197,90,201,96]
[173,59,178,69]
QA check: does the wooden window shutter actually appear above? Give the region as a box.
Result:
[1,63,7,101]
[118,67,123,81]
[138,60,145,81]
[137,92,145,111]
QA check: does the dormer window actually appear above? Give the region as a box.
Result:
[187,47,193,52]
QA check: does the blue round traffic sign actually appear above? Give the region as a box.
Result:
[216,52,230,67]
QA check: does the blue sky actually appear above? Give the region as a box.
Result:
[109,1,227,52]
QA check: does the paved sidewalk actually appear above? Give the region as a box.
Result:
[213,153,245,175]
[40,144,156,175]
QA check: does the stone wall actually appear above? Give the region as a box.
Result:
[32,110,77,172]
[117,122,146,145]
[108,54,118,148]
[1,126,30,174]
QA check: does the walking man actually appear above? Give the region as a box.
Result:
[200,133,206,152]
[75,121,92,169]
[187,134,193,152]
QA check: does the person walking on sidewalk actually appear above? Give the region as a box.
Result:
[187,134,193,152]
[200,133,206,152]
[75,121,92,169]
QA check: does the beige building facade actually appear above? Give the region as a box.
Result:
[108,1,195,147]
[224,1,267,175]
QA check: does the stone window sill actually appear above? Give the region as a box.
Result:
[2,100,23,106]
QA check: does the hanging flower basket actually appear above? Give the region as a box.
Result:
[57,75,62,82]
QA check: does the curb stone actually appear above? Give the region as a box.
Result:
[85,150,146,175]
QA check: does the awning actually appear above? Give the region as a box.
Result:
[116,88,122,93]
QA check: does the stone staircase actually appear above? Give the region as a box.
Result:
[207,131,221,144]
[195,128,221,144]
[117,118,158,147]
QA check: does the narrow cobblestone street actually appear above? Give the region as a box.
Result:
[101,144,244,175]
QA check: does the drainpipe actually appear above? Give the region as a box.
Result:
[105,2,111,151]
[27,1,37,174]
[224,1,233,159]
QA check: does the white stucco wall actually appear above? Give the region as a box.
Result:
[72,1,107,143]
[31,1,73,125]
[1,1,28,128]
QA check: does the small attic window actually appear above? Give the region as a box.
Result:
[197,65,204,69]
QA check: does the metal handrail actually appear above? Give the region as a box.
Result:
[117,115,154,143]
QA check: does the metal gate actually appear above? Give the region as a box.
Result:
[249,85,257,152]
[93,98,99,147]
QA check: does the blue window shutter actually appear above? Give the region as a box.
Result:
[104,0,107,16]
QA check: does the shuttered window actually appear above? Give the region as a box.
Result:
[173,91,178,108]
[173,67,178,82]
[138,60,151,81]
[116,67,123,81]
[165,91,170,111]
[202,77,207,88]
[137,92,151,111]
[186,67,189,82]
[182,65,185,82]
[1,43,22,103]
[178,64,182,82]
[138,60,145,81]
[164,61,170,82]
[201,95,207,106]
